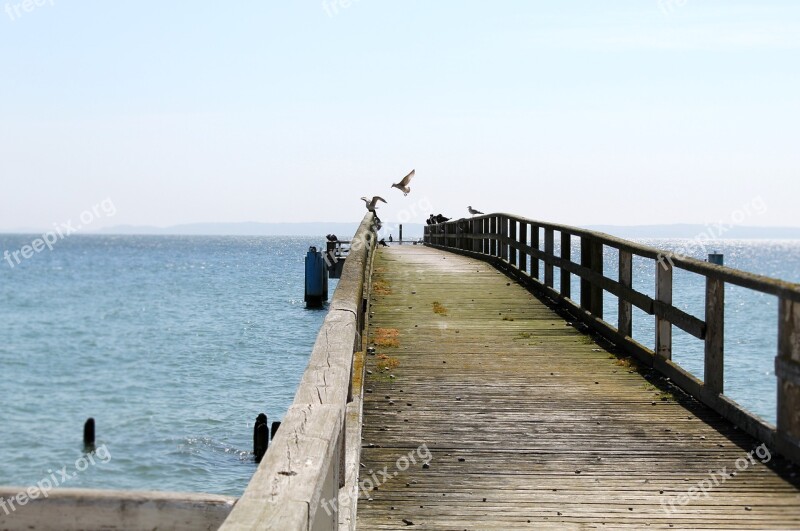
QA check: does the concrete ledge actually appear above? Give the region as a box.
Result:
[0,488,236,531]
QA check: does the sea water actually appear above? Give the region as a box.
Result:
[0,235,797,496]
[0,235,334,496]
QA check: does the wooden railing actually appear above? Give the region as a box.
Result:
[220,213,378,531]
[425,213,800,463]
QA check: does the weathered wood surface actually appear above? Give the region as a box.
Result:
[357,245,800,530]
[220,213,377,531]
[0,488,235,531]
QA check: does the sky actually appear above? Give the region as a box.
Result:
[1,0,798,232]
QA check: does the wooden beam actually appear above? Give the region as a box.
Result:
[518,221,528,274]
[531,225,540,280]
[704,277,725,393]
[560,231,571,299]
[544,228,554,288]
[500,216,508,262]
[618,250,633,338]
[656,260,673,361]
[778,298,800,452]
[590,238,604,319]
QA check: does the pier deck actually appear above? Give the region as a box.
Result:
[357,245,800,530]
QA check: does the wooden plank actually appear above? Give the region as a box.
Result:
[656,260,673,361]
[544,228,554,288]
[778,298,800,462]
[705,277,725,393]
[518,221,528,274]
[619,250,633,338]
[359,245,800,530]
[490,216,497,257]
[560,231,571,299]
[590,238,604,319]
[0,489,235,531]
[500,216,508,262]
[580,236,592,312]
[531,225,540,280]
[509,218,518,269]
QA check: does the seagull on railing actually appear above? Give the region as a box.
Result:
[391,169,415,196]
[361,196,387,212]
[468,206,484,216]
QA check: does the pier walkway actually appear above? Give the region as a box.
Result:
[358,245,800,530]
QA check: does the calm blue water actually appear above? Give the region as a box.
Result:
[1,236,798,497]
[0,235,335,496]
[549,238,800,425]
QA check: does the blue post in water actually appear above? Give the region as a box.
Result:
[708,252,724,266]
[305,246,328,308]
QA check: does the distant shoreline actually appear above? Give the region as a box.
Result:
[0,222,798,240]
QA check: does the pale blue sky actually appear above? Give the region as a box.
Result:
[1,1,798,231]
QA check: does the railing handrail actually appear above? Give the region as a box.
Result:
[220,213,377,530]
[425,213,800,465]
[434,212,800,300]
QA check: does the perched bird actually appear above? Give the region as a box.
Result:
[391,169,415,196]
[361,196,387,212]
[426,214,436,225]
[468,206,484,216]
[326,234,338,242]
[435,214,451,223]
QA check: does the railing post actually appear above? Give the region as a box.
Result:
[777,298,800,453]
[580,237,603,318]
[544,228,554,288]
[591,240,603,318]
[489,217,496,256]
[618,250,633,337]
[560,232,571,298]
[500,216,508,262]
[656,260,673,361]
[531,226,540,280]
[477,217,483,254]
[704,277,725,393]
[518,222,528,274]
[509,218,517,269]
[581,237,591,311]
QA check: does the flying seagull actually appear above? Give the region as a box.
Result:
[391,169,415,196]
[361,196,387,212]
[468,206,484,216]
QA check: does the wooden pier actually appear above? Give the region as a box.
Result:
[222,212,800,531]
[359,245,800,529]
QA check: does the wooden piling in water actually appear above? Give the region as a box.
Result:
[253,413,268,463]
[83,417,95,448]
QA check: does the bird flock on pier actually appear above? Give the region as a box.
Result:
[361,169,484,227]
